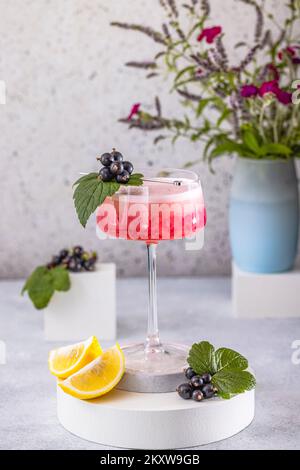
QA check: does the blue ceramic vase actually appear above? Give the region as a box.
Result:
[229,158,299,273]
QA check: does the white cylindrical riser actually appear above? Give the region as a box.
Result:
[57,387,255,449]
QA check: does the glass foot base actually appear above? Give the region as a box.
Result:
[117,342,189,393]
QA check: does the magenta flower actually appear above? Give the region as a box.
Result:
[127,103,141,120]
[197,26,222,44]
[241,84,258,98]
[278,46,296,61]
[278,46,300,64]
[259,80,292,105]
[259,80,279,97]
[276,89,292,105]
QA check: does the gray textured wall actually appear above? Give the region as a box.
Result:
[0,0,298,278]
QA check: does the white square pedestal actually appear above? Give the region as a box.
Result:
[44,263,116,341]
[232,263,300,318]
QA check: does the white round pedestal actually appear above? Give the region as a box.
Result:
[57,386,255,449]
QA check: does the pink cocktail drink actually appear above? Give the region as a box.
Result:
[96,177,206,243]
[96,169,206,381]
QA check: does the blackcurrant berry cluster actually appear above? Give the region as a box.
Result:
[47,246,98,273]
[176,368,217,402]
[97,148,134,184]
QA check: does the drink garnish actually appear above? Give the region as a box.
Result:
[73,149,144,227]
[176,341,256,401]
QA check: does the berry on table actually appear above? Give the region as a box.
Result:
[81,251,90,262]
[68,257,81,272]
[98,153,113,167]
[91,251,98,260]
[116,170,130,184]
[192,390,204,402]
[110,161,124,176]
[59,249,69,260]
[122,161,134,175]
[73,246,83,257]
[185,367,196,380]
[176,383,193,400]
[62,255,72,266]
[52,255,61,266]
[110,148,123,162]
[202,383,215,399]
[46,262,56,269]
[99,167,113,182]
[190,375,204,389]
[201,373,212,384]
[83,259,96,271]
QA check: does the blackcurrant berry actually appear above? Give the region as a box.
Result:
[190,375,204,389]
[116,170,130,184]
[192,390,204,402]
[81,251,89,262]
[52,255,61,266]
[46,262,56,269]
[73,246,83,257]
[201,373,212,384]
[99,153,113,167]
[99,167,113,182]
[176,383,193,400]
[62,255,72,266]
[122,161,134,175]
[83,259,95,271]
[68,257,81,272]
[59,249,69,260]
[91,251,97,260]
[185,367,196,380]
[202,383,215,399]
[111,149,123,162]
[110,161,124,176]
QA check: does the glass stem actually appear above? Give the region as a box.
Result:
[145,243,163,354]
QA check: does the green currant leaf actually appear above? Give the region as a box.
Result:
[187,341,217,376]
[73,173,120,228]
[212,370,256,397]
[215,347,248,373]
[51,266,71,292]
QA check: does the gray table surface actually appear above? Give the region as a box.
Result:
[1,278,300,450]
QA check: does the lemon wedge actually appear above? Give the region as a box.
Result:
[49,336,102,379]
[58,343,125,399]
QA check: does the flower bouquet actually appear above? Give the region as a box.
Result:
[112,0,300,164]
[112,0,300,273]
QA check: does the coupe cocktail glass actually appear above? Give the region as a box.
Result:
[96,169,206,379]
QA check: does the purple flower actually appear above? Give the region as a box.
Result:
[197,26,222,44]
[241,84,258,98]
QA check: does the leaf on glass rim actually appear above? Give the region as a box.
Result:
[73,172,144,227]
[215,347,248,373]
[73,173,120,228]
[212,370,256,397]
[127,173,144,186]
[187,341,217,376]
